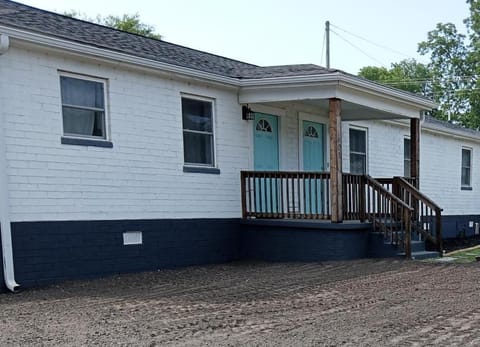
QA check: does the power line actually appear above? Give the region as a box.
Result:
[379,78,477,85]
[361,74,478,84]
[330,22,415,60]
[330,29,387,67]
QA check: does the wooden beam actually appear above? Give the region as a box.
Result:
[329,98,343,222]
[410,118,420,188]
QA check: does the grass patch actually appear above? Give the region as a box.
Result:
[443,245,480,263]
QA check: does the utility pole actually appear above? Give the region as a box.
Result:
[325,20,330,69]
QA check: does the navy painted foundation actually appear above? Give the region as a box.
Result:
[4,214,475,291]
[0,229,4,292]
[241,220,372,262]
[7,218,374,290]
[11,219,241,288]
[440,215,480,239]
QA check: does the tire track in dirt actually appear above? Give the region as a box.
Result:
[1,260,480,346]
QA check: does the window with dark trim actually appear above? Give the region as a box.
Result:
[182,97,215,167]
[461,147,472,188]
[349,127,367,175]
[60,75,107,139]
[404,138,411,177]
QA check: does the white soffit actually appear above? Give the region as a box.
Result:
[239,75,437,120]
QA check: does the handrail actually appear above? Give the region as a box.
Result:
[245,171,331,178]
[393,176,443,255]
[365,176,412,210]
[363,175,413,258]
[394,177,443,212]
[240,171,441,259]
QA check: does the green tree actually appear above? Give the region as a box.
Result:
[417,0,479,127]
[418,23,473,124]
[358,59,433,96]
[359,0,480,128]
[64,11,161,40]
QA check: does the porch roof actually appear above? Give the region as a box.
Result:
[239,72,438,120]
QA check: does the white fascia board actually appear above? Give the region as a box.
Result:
[376,118,480,143]
[335,84,421,119]
[238,82,338,104]
[422,122,480,143]
[337,74,438,110]
[240,73,437,112]
[0,25,437,113]
[0,25,240,87]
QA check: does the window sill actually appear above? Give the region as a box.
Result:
[461,186,473,191]
[183,166,220,174]
[61,137,113,148]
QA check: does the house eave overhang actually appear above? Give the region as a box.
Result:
[1,24,437,120]
[239,73,438,120]
[0,25,241,87]
[422,122,480,143]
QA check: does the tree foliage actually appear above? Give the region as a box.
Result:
[358,59,433,96]
[360,0,480,128]
[418,22,474,125]
[64,11,161,40]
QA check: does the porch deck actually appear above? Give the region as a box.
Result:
[240,171,443,259]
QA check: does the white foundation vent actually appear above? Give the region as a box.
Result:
[123,231,143,245]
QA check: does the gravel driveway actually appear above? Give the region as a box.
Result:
[0,259,479,346]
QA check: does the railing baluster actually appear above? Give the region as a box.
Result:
[240,172,437,259]
[296,172,300,218]
[268,172,273,217]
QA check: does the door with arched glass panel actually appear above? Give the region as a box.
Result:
[254,113,279,213]
[303,121,325,214]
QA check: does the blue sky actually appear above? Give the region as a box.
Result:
[18,0,470,74]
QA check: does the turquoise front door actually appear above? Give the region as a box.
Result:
[303,121,324,171]
[254,113,279,171]
[254,113,279,213]
[303,121,325,214]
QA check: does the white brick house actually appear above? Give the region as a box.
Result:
[0,0,478,291]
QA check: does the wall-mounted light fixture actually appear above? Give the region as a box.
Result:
[242,105,255,121]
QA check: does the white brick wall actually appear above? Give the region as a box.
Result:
[347,120,480,215]
[273,108,480,216]
[346,120,408,178]
[1,44,478,222]
[1,45,250,221]
[420,130,479,215]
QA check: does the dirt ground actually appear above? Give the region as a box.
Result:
[1,259,480,346]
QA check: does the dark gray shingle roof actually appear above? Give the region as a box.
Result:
[232,64,335,79]
[0,0,339,79]
[424,115,480,137]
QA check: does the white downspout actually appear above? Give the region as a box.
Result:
[0,34,19,292]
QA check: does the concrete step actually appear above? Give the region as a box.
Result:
[369,232,432,259]
[398,250,440,260]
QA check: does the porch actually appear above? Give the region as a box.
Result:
[239,71,442,259]
[240,171,443,259]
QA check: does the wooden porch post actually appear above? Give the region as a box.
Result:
[410,118,420,188]
[410,117,420,235]
[329,98,343,223]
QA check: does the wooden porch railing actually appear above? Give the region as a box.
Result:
[240,171,331,219]
[394,177,443,253]
[362,176,413,256]
[375,177,443,254]
[240,171,442,258]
